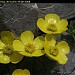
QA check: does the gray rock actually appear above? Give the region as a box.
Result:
[37,3,75,19]
[0,3,38,36]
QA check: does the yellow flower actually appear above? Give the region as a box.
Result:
[13,30,45,57]
[0,31,23,64]
[12,69,30,75]
[44,34,70,64]
[37,14,68,34]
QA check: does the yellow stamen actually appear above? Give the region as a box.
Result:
[3,45,13,55]
[47,24,57,32]
[25,43,35,54]
[49,46,59,56]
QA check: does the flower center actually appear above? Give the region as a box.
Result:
[47,24,57,32]
[3,45,13,55]
[49,46,59,56]
[25,43,35,54]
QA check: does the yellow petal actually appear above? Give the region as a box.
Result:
[19,51,32,57]
[56,28,68,34]
[37,18,48,33]
[12,69,24,75]
[44,46,57,60]
[56,52,68,64]
[56,41,70,55]
[32,50,45,57]
[56,19,68,31]
[0,40,5,49]
[45,14,60,24]
[0,51,10,64]
[13,40,25,51]
[1,31,14,45]
[23,69,30,75]
[20,31,34,45]
[45,34,56,47]
[10,51,23,64]
[45,47,68,64]
[33,36,44,50]
[44,35,57,61]
[43,30,65,34]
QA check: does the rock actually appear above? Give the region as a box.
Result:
[37,3,75,19]
[0,3,38,36]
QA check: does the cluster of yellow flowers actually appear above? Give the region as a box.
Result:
[0,13,70,75]
[0,30,45,64]
[37,14,70,64]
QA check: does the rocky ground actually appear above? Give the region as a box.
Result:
[0,3,75,75]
